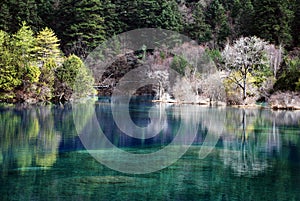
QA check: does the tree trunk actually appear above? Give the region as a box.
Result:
[243,74,247,101]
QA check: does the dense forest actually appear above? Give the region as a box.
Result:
[0,0,299,106]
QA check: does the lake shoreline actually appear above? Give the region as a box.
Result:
[1,94,299,111]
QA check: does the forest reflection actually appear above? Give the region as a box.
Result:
[200,108,300,176]
[0,103,299,177]
[0,105,75,174]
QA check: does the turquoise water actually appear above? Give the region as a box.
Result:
[0,99,300,201]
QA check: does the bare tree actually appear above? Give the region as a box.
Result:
[264,44,283,77]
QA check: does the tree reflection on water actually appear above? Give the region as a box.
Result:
[201,108,300,176]
[0,102,299,177]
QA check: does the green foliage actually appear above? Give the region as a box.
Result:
[206,49,223,68]
[102,0,124,37]
[56,54,96,98]
[171,55,188,76]
[0,0,42,33]
[11,22,36,62]
[11,22,40,89]
[236,0,254,36]
[292,0,300,47]
[185,2,212,43]
[118,0,183,32]
[35,27,62,101]
[295,78,300,91]
[0,3,12,32]
[63,0,105,58]
[274,57,300,91]
[0,22,40,101]
[206,0,231,48]
[0,23,92,103]
[1,0,300,55]
[35,27,61,64]
[252,0,294,47]
[0,30,22,93]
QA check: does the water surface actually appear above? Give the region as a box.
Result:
[0,100,300,200]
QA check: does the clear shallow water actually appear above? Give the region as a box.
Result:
[0,99,300,201]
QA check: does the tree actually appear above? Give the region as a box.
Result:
[0,30,22,99]
[0,3,12,32]
[35,27,62,64]
[101,0,124,38]
[11,22,40,92]
[0,22,41,101]
[184,2,212,43]
[116,0,183,32]
[273,57,300,92]
[54,55,96,102]
[236,0,254,37]
[205,0,231,48]
[292,0,300,47]
[222,36,269,101]
[63,0,105,58]
[252,0,294,47]
[35,27,63,101]
[37,0,106,57]
[0,0,42,33]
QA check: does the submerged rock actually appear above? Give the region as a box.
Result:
[13,166,51,171]
[63,176,137,184]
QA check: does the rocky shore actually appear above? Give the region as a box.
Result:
[268,91,300,110]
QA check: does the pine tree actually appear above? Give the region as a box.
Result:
[0,30,22,98]
[3,0,42,33]
[114,0,183,32]
[292,0,300,47]
[205,0,231,48]
[185,2,212,43]
[252,0,294,47]
[35,27,63,100]
[102,0,124,38]
[0,3,12,32]
[236,0,254,37]
[35,27,62,64]
[11,22,40,89]
[221,0,241,40]
[0,23,41,101]
[64,0,105,58]
[160,0,184,32]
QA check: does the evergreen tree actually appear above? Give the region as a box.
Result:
[54,54,96,102]
[115,0,183,32]
[221,0,242,40]
[0,3,12,32]
[236,0,254,37]
[292,0,300,47]
[102,0,124,38]
[205,0,231,48]
[35,27,63,101]
[160,0,184,32]
[35,27,62,64]
[252,0,294,47]
[11,22,40,91]
[0,30,22,99]
[63,0,105,58]
[185,2,212,43]
[2,0,42,33]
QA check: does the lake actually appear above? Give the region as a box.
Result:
[0,98,300,201]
